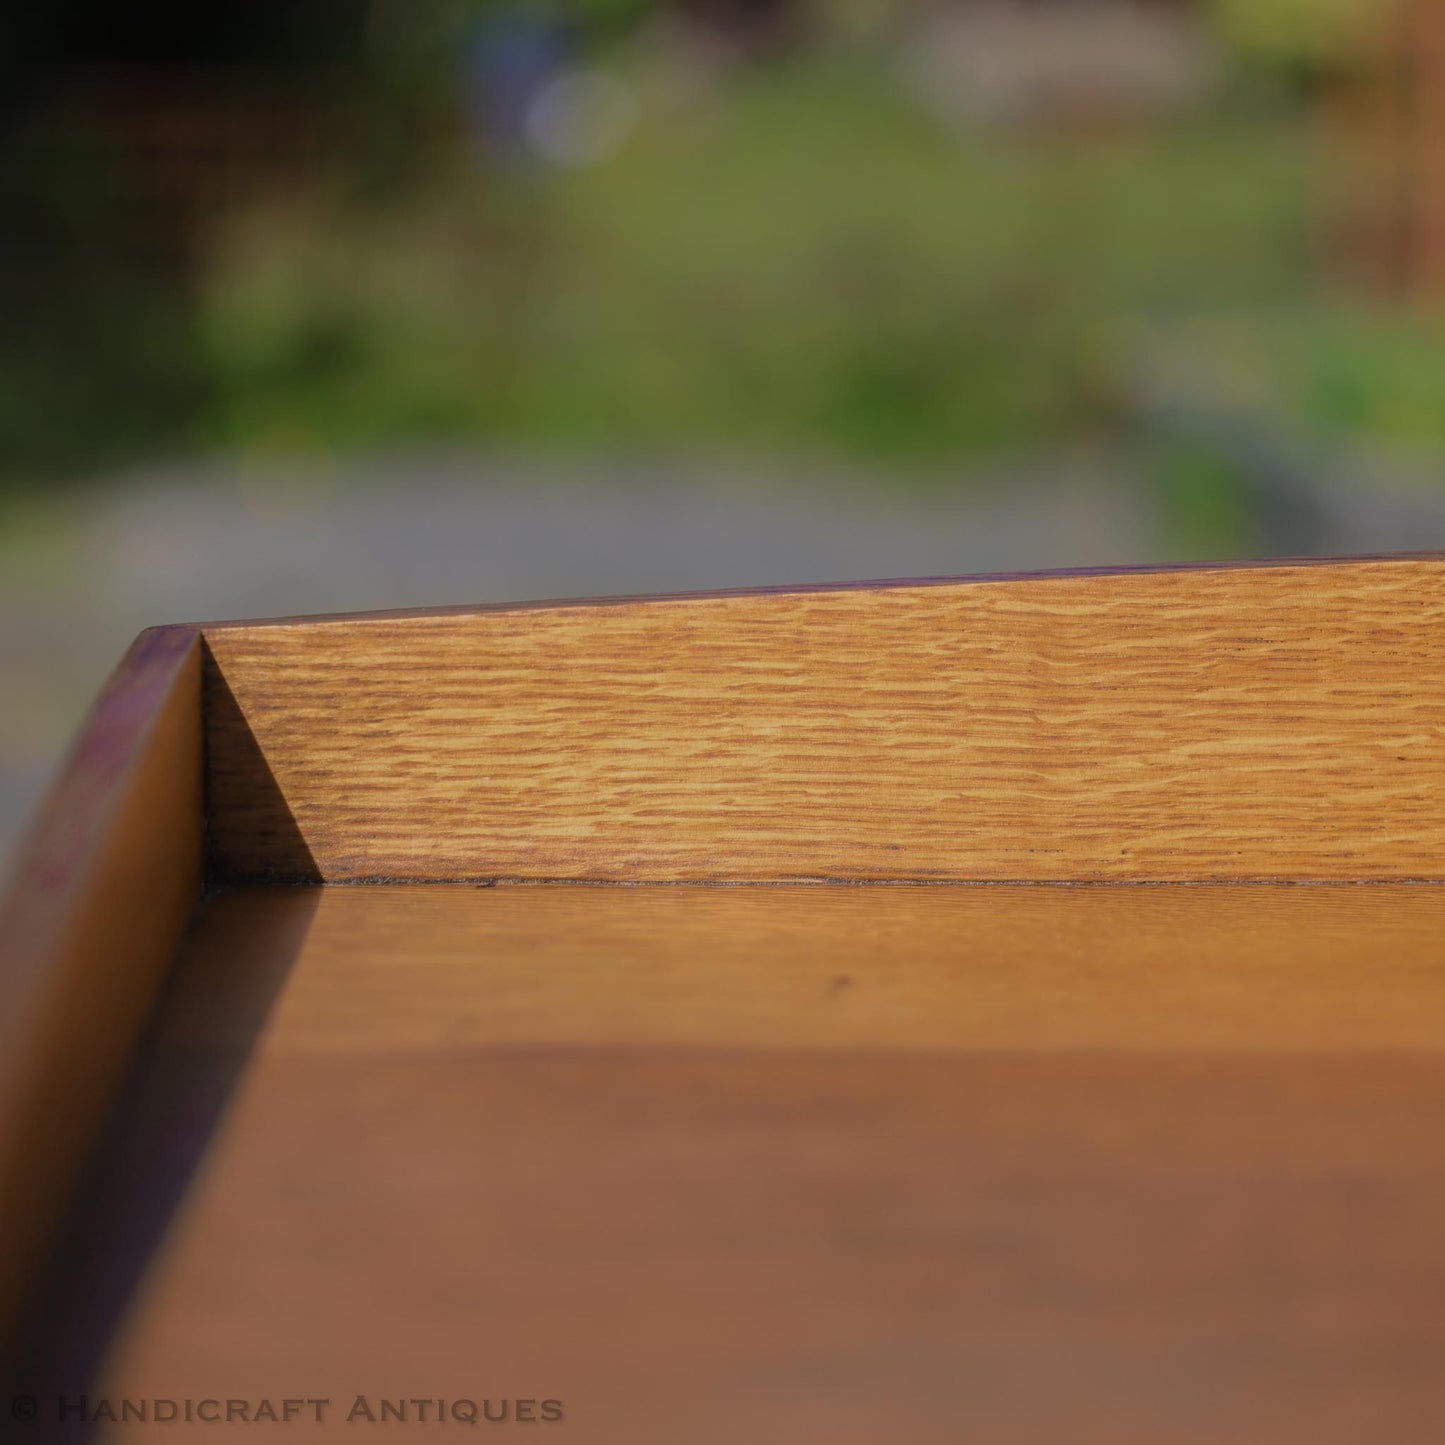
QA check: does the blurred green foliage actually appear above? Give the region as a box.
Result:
[1154,306,1445,456]
[0,122,208,486]
[1147,433,1270,554]
[1207,0,1379,66]
[195,57,1312,474]
[8,3,1438,500]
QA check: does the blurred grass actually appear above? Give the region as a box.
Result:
[1149,306,1445,461]
[192,56,1314,476]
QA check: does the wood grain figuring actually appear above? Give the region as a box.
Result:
[202,557,1445,881]
[35,883,1445,1442]
[0,627,203,1364]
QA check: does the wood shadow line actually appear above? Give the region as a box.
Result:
[8,893,322,1436]
[202,640,321,885]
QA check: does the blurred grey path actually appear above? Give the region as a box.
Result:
[7,442,1432,865]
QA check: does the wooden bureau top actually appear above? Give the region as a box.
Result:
[7,556,1445,1441]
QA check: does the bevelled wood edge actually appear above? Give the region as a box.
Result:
[0,626,203,1365]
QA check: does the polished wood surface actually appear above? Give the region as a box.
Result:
[32,882,1445,1442]
[0,626,203,1360]
[202,557,1445,883]
[162,882,1445,1053]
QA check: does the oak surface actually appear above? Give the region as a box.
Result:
[0,626,203,1362]
[203,557,1445,882]
[37,882,1445,1443]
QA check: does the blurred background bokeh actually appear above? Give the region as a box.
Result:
[4,0,1445,859]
